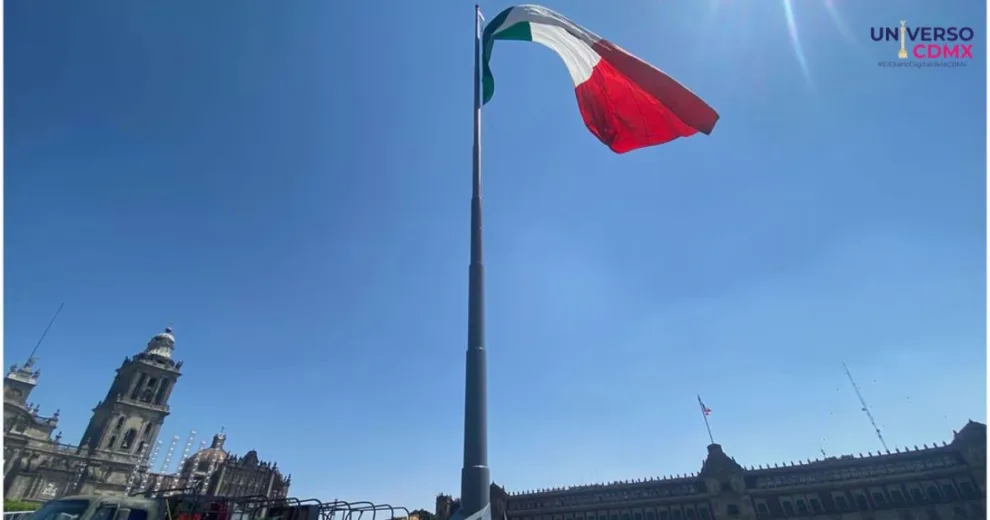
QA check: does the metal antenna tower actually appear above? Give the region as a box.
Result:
[25,302,65,364]
[842,362,889,452]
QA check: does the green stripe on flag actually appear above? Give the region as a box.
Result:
[482,8,532,105]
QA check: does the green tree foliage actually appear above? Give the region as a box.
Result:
[410,510,436,520]
[4,499,41,512]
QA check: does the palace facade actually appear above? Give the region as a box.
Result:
[438,421,985,520]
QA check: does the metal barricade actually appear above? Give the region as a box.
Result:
[151,494,410,520]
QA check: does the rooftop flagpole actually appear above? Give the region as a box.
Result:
[697,395,715,445]
[459,4,491,520]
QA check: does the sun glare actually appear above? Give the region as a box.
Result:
[823,0,858,48]
[782,0,812,84]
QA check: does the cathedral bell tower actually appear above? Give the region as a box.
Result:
[78,327,183,458]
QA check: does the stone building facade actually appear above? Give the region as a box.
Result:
[438,421,985,520]
[4,328,182,501]
[3,327,289,503]
[140,430,289,499]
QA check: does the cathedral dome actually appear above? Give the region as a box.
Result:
[145,327,176,359]
[183,432,229,475]
[185,447,228,472]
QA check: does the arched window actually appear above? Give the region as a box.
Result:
[121,428,138,450]
[115,417,125,430]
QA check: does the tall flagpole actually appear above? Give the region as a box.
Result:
[460,4,491,520]
[697,395,715,445]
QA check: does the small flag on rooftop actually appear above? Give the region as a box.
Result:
[697,395,715,444]
[698,396,712,416]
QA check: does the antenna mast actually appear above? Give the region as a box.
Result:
[26,302,65,364]
[842,362,889,452]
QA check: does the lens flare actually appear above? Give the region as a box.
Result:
[782,0,811,84]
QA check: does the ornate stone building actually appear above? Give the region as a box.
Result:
[141,430,289,499]
[3,327,289,503]
[4,328,182,501]
[438,421,985,520]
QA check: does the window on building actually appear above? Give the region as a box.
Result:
[941,483,958,500]
[621,513,630,520]
[959,481,976,499]
[781,501,794,516]
[154,381,170,405]
[872,492,887,507]
[685,509,695,520]
[658,512,669,520]
[698,508,709,520]
[756,503,769,518]
[115,417,125,430]
[796,500,808,514]
[646,511,655,520]
[834,496,849,512]
[854,494,869,511]
[634,512,642,520]
[106,435,117,449]
[671,510,682,520]
[890,489,906,504]
[610,514,618,520]
[910,488,925,503]
[130,378,143,400]
[809,498,823,513]
[952,506,969,519]
[926,486,941,502]
[121,429,137,450]
[726,504,739,517]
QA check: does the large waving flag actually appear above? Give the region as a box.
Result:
[482,5,720,153]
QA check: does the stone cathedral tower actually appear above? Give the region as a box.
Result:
[78,327,182,458]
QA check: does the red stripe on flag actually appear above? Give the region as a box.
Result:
[573,39,719,154]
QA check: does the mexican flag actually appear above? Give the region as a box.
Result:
[482,5,720,153]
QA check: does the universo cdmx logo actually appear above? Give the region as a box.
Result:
[872,21,973,68]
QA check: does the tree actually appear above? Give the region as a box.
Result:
[410,509,436,520]
[4,500,41,512]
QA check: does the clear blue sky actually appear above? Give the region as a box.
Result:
[5,0,986,511]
